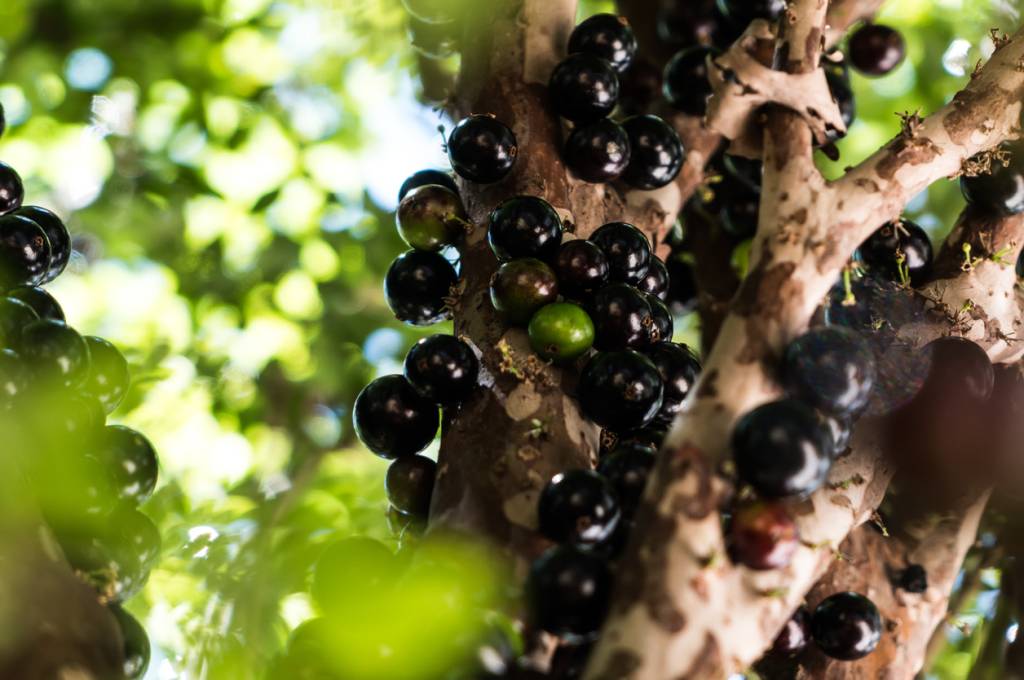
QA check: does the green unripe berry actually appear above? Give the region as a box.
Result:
[528,302,595,363]
[396,184,467,251]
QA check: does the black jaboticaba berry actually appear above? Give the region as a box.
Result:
[0,296,38,346]
[447,115,517,184]
[716,0,786,28]
[408,15,458,60]
[644,292,673,344]
[858,219,932,287]
[100,425,159,506]
[555,240,609,299]
[588,283,654,350]
[0,348,30,406]
[567,13,637,74]
[919,336,994,404]
[549,641,594,680]
[84,336,131,414]
[770,607,811,657]
[21,319,90,388]
[398,169,459,203]
[732,398,832,499]
[645,341,700,425]
[618,59,662,116]
[0,213,51,288]
[727,500,799,571]
[961,144,1024,217]
[353,374,439,459]
[783,326,875,417]
[0,161,24,215]
[397,184,466,252]
[538,469,621,546]
[722,154,762,194]
[578,350,664,432]
[596,443,655,517]
[384,249,457,326]
[811,592,882,661]
[637,257,670,300]
[819,411,852,456]
[110,604,151,680]
[825,67,856,143]
[657,0,723,49]
[490,257,559,324]
[115,505,162,569]
[16,206,71,283]
[403,334,479,406]
[589,222,651,285]
[665,250,698,315]
[663,46,719,116]
[897,564,928,593]
[849,24,905,77]
[526,545,612,637]
[620,115,685,190]
[32,391,106,452]
[564,119,631,184]
[720,186,761,240]
[488,196,563,262]
[8,285,64,322]
[386,454,436,518]
[549,53,620,125]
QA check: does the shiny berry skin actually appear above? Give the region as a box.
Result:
[31,391,106,454]
[83,336,131,414]
[657,0,723,49]
[589,222,651,285]
[538,469,621,546]
[20,319,90,388]
[920,336,994,403]
[961,145,1024,217]
[0,348,29,405]
[663,46,719,116]
[384,250,457,326]
[568,14,637,74]
[820,412,852,456]
[716,0,786,27]
[0,161,24,215]
[849,24,905,77]
[0,214,51,288]
[404,334,479,406]
[771,608,811,657]
[720,187,760,239]
[115,505,162,569]
[732,398,832,499]
[858,219,933,287]
[312,537,400,616]
[99,425,159,506]
[549,54,620,125]
[579,350,664,431]
[490,258,559,324]
[588,283,654,350]
[16,206,71,283]
[597,442,655,517]
[645,341,700,425]
[621,115,685,190]
[488,196,563,262]
[447,115,517,184]
[564,119,631,184]
[727,500,799,570]
[783,327,875,417]
[396,184,466,251]
[0,296,38,346]
[665,251,698,315]
[526,545,612,637]
[555,240,609,299]
[811,592,882,660]
[398,169,459,203]
[644,293,673,344]
[386,454,436,517]
[637,257,669,300]
[110,604,151,680]
[528,302,595,363]
[7,285,64,322]
[898,564,928,593]
[354,375,439,459]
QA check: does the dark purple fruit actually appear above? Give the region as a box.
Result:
[645,341,701,425]
[811,592,882,661]
[637,257,669,300]
[720,187,760,239]
[0,296,38,346]
[490,258,559,324]
[567,13,637,73]
[644,293,673,344]
[820,412,852,456]
[961,144,1024,217]
[16,206,71,283]
[783,327,875,417]
[825,67,856,143]
[621,115,684,190]
[858,219,932,287]
[404,334,479,406]
[849,24,905,77]
[0,348,30,406]
[396,184,466,251]
[386,454,436,517]
[110,604,151,679]
[100,425,159,506]
[589,222,651,285]
[447,115,517,184]
[618,59,663,116]
[596,443,655,517]
[578,350,664,431]
[663,46,719,116]
[665,251,698,315]
[7,285,64,322]
[919,336,994,404]
[526,545,611,637]
[548,53,620,125]
[353,374,439,459]
[588,283,654,350]
[0,214,51,288]
[398,169,459,202]
[770,608,811,657]
[488,196,563,262]
[21,319,90,388]
[727,500,799,570]
[538,469,621,546]
[732,398,832,499]
[555,240,610,298]
[657,0,723,49]
[716,0,786,27]
[83,336,131,414]
[564,119,631,183]
[384,249,457,326]
[0,161,24,215]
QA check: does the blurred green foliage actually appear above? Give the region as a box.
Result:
[0,0,1018,677]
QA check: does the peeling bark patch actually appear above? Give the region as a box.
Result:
[875,135,941,182]
[674,632,724,679]
[942,85,1008,147]
[697,369,720,399]
[589,648,642,680]
[734,260,798,318]
[666,445,717,520]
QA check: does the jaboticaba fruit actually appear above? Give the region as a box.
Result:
[588,283,654,351]
[555,240,610,299]
[567,13,637,74]
[527,302,595,363]
[0,161,24,215]
[110,604,151,679]
[548,53,620,125]
[396,184,466,251]
[385,454,436,517]
[311,537,400,617]
[398,169,459,203]
[16,206,71,282]
[665,250,698,315]
[589,222,651,285]
[578,350,664,432]
[490,258,559,324]
[636,257,669,300]
[727,500,799,570]
[961,143,1024,217]
[620,115,685,190]
[563,119,631,184]
[770,607,811,658]
[857,219,932,287]
[99,425,160,506]
[403,334,479,406]
[488,196,563,262]
[643,293,673,344]
[656,0,723,49]
[526,545,612,637]
[21,319,90,388]
[538,469,621,546]
[848,24,906,77]
[663,46,720,116]
[645,341,701,425]
[447,115,517,184]
[353,374,439,459]
[0,213,51,288]
[810,592,882,661]
[384,249,457,326]
[0,296,38,346]
[782,326,876,417]
[731,398,832,499]
[596,442,655,517]
[83,336,131,414]
[9,285,64,322]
